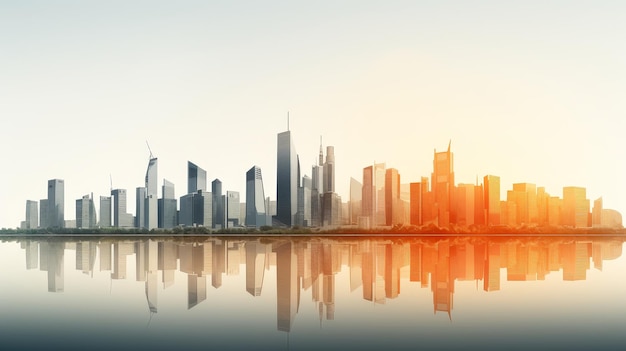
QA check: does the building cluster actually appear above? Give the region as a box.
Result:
[348,142,623,229]
[19,236,623,328]
[20,127,344,230]
[20,130,621,230]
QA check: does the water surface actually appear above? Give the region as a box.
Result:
[1,235,625,350]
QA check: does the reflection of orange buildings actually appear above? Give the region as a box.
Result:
[19,236,626,327]
[562,187,590,228]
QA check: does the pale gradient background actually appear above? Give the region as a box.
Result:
[1,1,625,228]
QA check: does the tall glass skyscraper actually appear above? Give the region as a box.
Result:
[246,166,267,228]
[47,179,64,228]
[276,130,298,227]
[187,161,207,194]
[159,179,177,229]
[145,157,158,229]
[212,179,224,229]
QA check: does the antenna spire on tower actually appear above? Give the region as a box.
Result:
[146,140,154,159]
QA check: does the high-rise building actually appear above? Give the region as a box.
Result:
[432,143,454,227]
[111,189,133,227]
[25,200,38,229]
[187,161,207,194]
[212,179,224,229]
[226,191,240,227]
[159,179,177,229]
[410,182,424,226]
[276,129,298,227]
[310,140,324,227]
[145,157,158,229]
[135,187,146,228]
[456,184,475,227]
[374,163,386,226]
[563,186,589,228]
[47,179,64,228]
[511,183,538,225]
[99,196,111,227]
[484,175,501,226]
[246,166,268,228]
[39,199,49,228]
[323,146,335,193]
[349,178,362,225]
[361,166,374,228]
[296,176,312,227]
[385,168,401,226]
[76,194,96,229]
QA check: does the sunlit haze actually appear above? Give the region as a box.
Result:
[1,1,625,228]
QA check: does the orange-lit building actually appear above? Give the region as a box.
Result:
[562,186,590,228]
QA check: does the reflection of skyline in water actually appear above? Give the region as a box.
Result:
[18,236,624,331]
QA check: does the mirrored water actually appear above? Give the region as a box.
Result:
[1,235,626,350]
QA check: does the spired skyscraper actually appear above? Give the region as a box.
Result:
[276,126,299,227]
[145,155,158,229]
[246,166,268,228]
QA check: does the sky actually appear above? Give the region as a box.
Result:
[1,0,625,228]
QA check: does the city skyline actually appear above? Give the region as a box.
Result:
[2,1,626,229]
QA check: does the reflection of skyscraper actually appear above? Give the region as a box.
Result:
[246,166,268,228]
[276,129,298,227]
[275,241,298,332]
[47,179,64,228]
[44,242,64,292]
[187,161,207,194]
[246,241,267,296]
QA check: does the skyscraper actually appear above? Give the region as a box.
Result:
[25,200,38,229]
[484,175,501,226]
[246,166,267,228]
[99,196,111,227]
[187,161,207,194]
[39,199,49,228]
[276,129,298,227]
[385,168,401,225]
[145,157,158,229]
[111,189,133,227]
[226,191,240,227]
[135,187,146,228]
[361,166,374,228]
[349,177,362,225]
[563,186,589,228]
[212,179,224,229]
[47,179,64,228]
[323,146,335,193]
[159,179,177,229]
[76,194,96,229]
[432,143,454,227]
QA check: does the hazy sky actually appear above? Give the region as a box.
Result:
[1,1,625,228]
